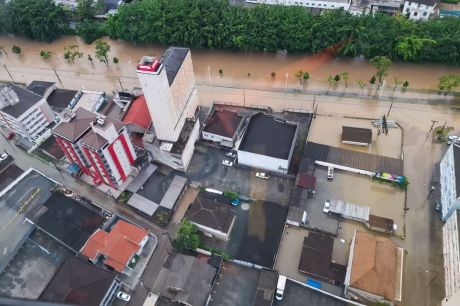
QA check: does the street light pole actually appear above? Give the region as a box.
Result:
[207,66,212,87]
[285,72,288,90]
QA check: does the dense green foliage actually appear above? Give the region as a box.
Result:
[106,0,460,64]
[0,0,68,42]
[173,219,201,251]
[77,20,106,44]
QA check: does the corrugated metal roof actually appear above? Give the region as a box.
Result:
[329,199,370,222]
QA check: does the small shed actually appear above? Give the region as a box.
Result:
[341,126,372,146]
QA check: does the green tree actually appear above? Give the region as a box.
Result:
[5,0,67,42]
[327,75,336,87]
[395,36,436,62]
[369,75,377,85]
[438,75,460,96]
[356,80,366,89]
[295,70,310,84]
[341,71,349,88]
[95,39,110,66]
[113,57,119,64]
[393,78,403,91]
[76,0,101,20]
[87,54,93,63]
[64,45,83,63]
[403,80,409,89]
[76,20,105,44]
[334,74,341,82]
[12,45,21,54]
[173,219,200,251]
[40,50,52,60]
[369,56,392,85]
[302,72,310,81]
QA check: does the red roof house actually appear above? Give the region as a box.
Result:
[81,219,149,273]
[122,95,152,132]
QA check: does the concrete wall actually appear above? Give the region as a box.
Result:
[181,120,200,171]
[202,131,233,147]
[403,1,436,21]
[237,149,289,174]
[443,212,460,299]
[441,145,459,220]
[247,0,350,10]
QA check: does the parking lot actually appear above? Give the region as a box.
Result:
[305,167,405,237]
[202,200,288,268]
[274,227,347,296]
[0,229,73,299]
[308,116,402,159]
[187,145,294,206]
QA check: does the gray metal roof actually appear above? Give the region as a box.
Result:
[329,199,370,222]
[26,81,55,96]
[239,113,297,160]
[161,47,189,86]
[159,175,187,210]
[152,252,216,306]
[0,83,43,118]
[304,142,403,175]
[127,193,159,216]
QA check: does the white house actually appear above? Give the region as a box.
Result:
[246,0,351,11]
[402,0,438,20]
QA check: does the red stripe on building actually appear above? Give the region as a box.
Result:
[54,136,72,163]
[82,146,104,184]
[108,142,127,181]
[118,133,135,165]
[92,149,117,188]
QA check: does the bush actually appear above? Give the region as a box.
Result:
[173,219,200,251]
[113,56,119,64]
[76,19,105,44]
[12,45,21,54]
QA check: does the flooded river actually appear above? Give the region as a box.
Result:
[1,35,460,92]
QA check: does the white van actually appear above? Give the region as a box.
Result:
[327,166,334,181]
[276,275,287,301]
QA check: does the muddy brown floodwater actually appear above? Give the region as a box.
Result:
[1,35,460,92]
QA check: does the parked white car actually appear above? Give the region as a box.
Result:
[117,292,131,302]
[226,151,236,158]
[256,172,269,179]
[222,160,233,167]
[0,153,7,161]
[323,200,330,213]
[447,135,460,145]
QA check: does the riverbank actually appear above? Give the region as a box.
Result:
[1,35,460,94]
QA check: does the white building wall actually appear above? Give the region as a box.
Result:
[403,1,436,20]
[237,150,289,174]
[441,145,458,220]
[137,66,181,142]
[443,212,460,299]
[202,131,233,146]
[0,98,54,140]
[181,120,200,171]
[247,0,351,10]
[102,147,122,183]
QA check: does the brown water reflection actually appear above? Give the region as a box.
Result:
[1,35,460,92]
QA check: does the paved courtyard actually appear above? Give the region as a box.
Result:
[188,145,294,205]
[308,116,402,159]
[307,167,405,237]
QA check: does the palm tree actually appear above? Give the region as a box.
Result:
[341,71,350,88]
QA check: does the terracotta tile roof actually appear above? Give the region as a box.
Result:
[53,107,97,141]
[81,219,148,272]
[123,95,152,130]
[350,231,401,301]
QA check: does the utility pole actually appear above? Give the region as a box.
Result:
[53,68,63,86]
[285,72,288,90]
[429,120,438,133]
[386,100,394,117]
[3,64,14,82]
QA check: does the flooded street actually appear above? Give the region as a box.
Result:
[0,34,457,306]
[1,35,460,92]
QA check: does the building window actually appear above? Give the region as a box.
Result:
[413,11,418,16]
[423,11,427,16]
